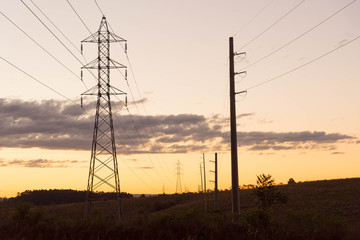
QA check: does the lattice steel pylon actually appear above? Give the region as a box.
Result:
[175,160,182,194]
[81,16,127,220]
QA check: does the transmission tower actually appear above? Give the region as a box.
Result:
[81,16,127,220]
[175,160,182,194]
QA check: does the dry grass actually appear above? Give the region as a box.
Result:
[1,177,360,239]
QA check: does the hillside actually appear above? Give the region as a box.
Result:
[1,177,360,239]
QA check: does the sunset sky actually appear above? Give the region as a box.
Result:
[0,0,359,197]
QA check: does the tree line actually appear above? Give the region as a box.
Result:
[4,189,132,205]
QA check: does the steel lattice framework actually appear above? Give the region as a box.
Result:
[81,16,126,220]
[175,160,182,194]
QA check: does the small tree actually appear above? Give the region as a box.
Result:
[288,178,296,184]
[254,174,288,210]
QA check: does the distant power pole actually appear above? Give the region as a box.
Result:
[200,163,203,193]
[203,153,207,211]
[229,37,246,214]
[82,16,127,220]
[214,153,218,209]
[210,153,218,209]
[175,160,182,194]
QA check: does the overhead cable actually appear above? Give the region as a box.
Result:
[0,11,80,81]
[241,0,358,71]
[1,54,158,191]
[246,34,360,91]
[29,0,83,55]
[237,0,306,51]
[66,0,94,39]
[233,0,276,37]
[21,0,85,66]
[92,0,175,184]
[0,56,77,105]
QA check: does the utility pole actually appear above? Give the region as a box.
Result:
[229,37,246,214]
[175,160,182,194]
[203,153,207,211]
[82,16,127,220]
[210,153,218,209]
[214,153,218,209]
[200,163,203,193]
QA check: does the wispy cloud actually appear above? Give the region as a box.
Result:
[124,158,138,162]
[127,98,148,106]
[0,158,85,168]
[337,38,349,47]
[136,166,154,170]
[331,152,345,155]
[234,131,354,152]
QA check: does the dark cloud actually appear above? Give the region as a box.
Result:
[0,98,356,154]
[0,98,92,150]
[0,158,84,168]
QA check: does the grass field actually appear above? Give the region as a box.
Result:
[1,177,360,239]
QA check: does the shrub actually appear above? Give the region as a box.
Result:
[288,178,296,184]
[254,174,288,210]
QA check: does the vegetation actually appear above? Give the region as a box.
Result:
[1,177,359,239]
[4,189,132,205]
[288,178,296,184]
[254,174,288,209]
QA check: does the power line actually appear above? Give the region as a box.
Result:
[29,0,83,55]
[0,11,80,81]
[233,0,276,37]
[124,56,176,184]
[69,0,170,185]
[111,118,162,191]
[0,56,77,105]
[1,7,95,101]
[241,0,358,72]
[21,0,101,88]
[66,0,95,39]
[117,155,160,192]
[94,0,105,16]
[237,0,306,51]
[117,70,175,184]
[103,29,173,184]
[124,105,165,184]
[91,0,175,184]
[115,31,175,184]
[112,113,165,186]
[109,98,166,185]
[21,0,85,67]
[246,34,360,91]
[1,48,158,194]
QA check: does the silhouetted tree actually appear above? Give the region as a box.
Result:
[254,174,288,210]
[8,189,132,205]
[288,178,296,184]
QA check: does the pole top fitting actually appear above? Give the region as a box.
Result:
[235,90,247,95]
[235,71,247,76]
[234,52,246,56]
